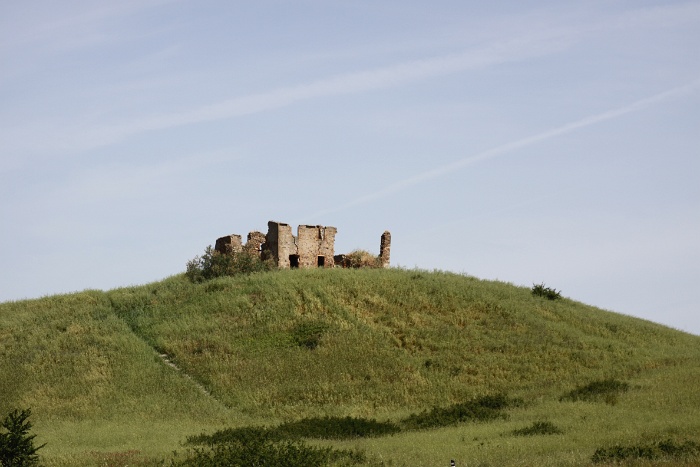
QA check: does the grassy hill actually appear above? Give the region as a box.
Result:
[1,268,699,465]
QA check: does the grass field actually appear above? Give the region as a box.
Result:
[1,268,699,465]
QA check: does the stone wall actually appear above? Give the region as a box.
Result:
[244,231,266,256]
[214,234,242,254]
[296,225,336,268]
[266,221,296,268]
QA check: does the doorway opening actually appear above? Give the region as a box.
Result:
[289,255,300,268]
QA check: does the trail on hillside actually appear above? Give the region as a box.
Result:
[107,294,231,410]
[156,352,228,407]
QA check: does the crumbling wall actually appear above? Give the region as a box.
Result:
[296,225,336,268]
[266,221,297,268]
[319,226,336,267]
[215,234,242,254]
[379,231,391,268]
[244,231,266,256]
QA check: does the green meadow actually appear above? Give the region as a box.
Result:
[1,268,699,465]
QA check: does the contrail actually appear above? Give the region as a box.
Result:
[304,79,700,221]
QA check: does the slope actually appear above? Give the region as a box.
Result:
[107,268,699,418]
[1,268,699,465]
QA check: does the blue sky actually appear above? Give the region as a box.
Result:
[1,1,698,335]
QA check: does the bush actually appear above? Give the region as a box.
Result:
[186,246,274,282]
[401,394,513,430]
[560,378,629,404]
[0,408,44,467]
[337,250,382,268]
[181,427,367,466]
[277,416,401,440]
[531,283,561,300]
[175,438,339,467]
[291,322,329,350]
[511,421,562,436]
[187,416,399,444]
[591,439,700,463]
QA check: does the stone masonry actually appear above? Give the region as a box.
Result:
[214,220,390,269]
[214,234,242,254]
[379,231,391,268]
[266,221,337,268]
[244,231,266,256]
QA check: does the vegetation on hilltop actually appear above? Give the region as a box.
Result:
[1,268,699,465]
[185,246,274,282]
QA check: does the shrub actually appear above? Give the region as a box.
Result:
[0,408,44,467]
[185,246,274,282]
[277,416,401,440]
[401,394,513,430]
[337,250,382,268]
[591,439,700,463]
[531,283,561,300]
[181,428,367,466]
[291,322,329,350]
[188,416,399,445]
[511,421,562,436]
[175,438,338,467]
[560,378,629,404]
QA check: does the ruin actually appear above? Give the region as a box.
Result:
[379,231,391,268]
[214,221,390,269]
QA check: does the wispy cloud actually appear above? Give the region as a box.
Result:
[52,149,241,207]
[304,79,700,220]
[2,1,698,171]
[1,33,565,164]
[0,0,176,52]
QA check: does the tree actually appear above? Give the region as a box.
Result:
[0,409,44,467]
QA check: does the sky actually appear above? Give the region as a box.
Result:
[1,1,698,335]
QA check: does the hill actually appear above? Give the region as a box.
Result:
[1,268,699,465]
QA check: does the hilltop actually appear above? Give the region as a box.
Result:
[1,268,699,465]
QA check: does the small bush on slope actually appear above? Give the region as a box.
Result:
[592,439,700,463]
[277,416,401,440]
[181,426,367,467]
[401,394,516,430]
[511,421,562,436]
[187,416,400,444]
[185,246,273,282]
[560,378,629,404]
[291,321,329,350]
[175,438,363,467]
[531,283,561,300]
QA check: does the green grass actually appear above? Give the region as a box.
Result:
[1,268,699,465]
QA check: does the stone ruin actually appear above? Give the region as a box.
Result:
[214,220,391,269]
